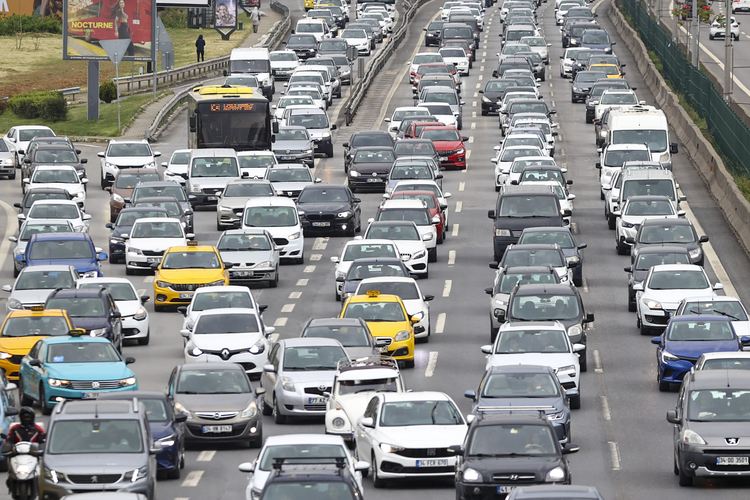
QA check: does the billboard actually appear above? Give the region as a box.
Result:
[238,0,259,13]
[213,0,238,28]
[63,0,155,61]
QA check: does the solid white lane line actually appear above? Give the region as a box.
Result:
[296,279,309,286]
[274,318,288,327]
[196,451,216,461]
[448,251,456,265]
[609,442,621,471]
[452,224,459,236]
[312,237,329,250]
[310,254,322,261]
[281,304,295,313]
[436,313,446,334]
[303,265,316,273]
[601,396,611,421]
[459,182,465,191]
[593,349,603,373]
[443,280,452,297]
[288,291,302,299]
[425,351,438,377]
[181,471,204,487]
[455,201,462,213]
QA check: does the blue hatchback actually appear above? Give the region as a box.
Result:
[17,233,108,278]
[652,315,750,391]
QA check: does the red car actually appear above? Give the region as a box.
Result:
[390,190,447,242]
[404,121,444,139]
[411,63,456,93]
[418,126,467,170]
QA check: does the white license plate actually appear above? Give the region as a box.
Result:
[416,459,448,467]
[280,156,296,160]
[307,397,327,404]
[366,178,383,183]
[82,392,99,399]
[233,271,254,277]
[206,196,217,201]
[312,221,331,227]
[179,293,194,299]
[202,425,232,433]
[498,486,515,494]
[717,456,749,465]
[147,257,161,263]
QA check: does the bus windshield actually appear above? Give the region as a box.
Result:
[195,102,271,150]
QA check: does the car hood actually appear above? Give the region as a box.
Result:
[175,393,254,412]
[287,42,317,50]
[463,455,562,475]
[45,362,134,381]
[688,421,750,444]
[284,369,337,385]
[10,289,57,305]
[643,288,714,309]
[116,300,143,317]
[665,339,740,358]
[297,202,352,214]
[27,183,83,194]
[487,352,577,370]
[111,225,133,239]
[68,316,110,331]
[377,425,467,447]
[44,453,146,472]
[189,332,264,350]
[271,60,298,69]
[272,139,313,150]
[432,140,463,151]
[483,91,506,101]
[106,156,154,167]
[192,178,233,190]
[219,250,275,266]
[732,321,750,339]
[335,392,380,421]
[129,237,186,253]
[157,269,226,284]
[270,181,313,192]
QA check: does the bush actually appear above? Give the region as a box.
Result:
[99,81,118,103]
[0,14,62,36]
[159,8,188,29]
[0,101,6,116]
[7,90,66,121]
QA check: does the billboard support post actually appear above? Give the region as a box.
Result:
[115,53,121,133]
[153,23,159,99]
[100,39,130,133]
[87,61,100,120]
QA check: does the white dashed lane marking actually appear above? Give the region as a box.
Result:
[448,251,456,265]
[425,351,438,377]
[281,303,295,313]
[196,451,215,461]
[296,279,308,286]
[303,265,316,273]
[455,201,462,213]
[274,318,288,327]
[289,291,302,299]
[442,280,452,297]
[452,224,459,237]
[459,182,465,191]
[310,254,322,261]
[312,237,329,250]
[181,471,204,487]
[436,313,446,334]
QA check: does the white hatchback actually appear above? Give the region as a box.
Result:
[179,285,260,332]
[124,218,192,274]
[362,221,429,278]
[331,239,402,300]
[20,199,91,233]
[23,165,87,210]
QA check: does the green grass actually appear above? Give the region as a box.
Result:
[0,91,170,137]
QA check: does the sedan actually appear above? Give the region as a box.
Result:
[124,218,191,274]
[296,184,361,235]
[614,196,683,255]
[284,34,319,59]
[271,126,315,166]
[106,207,170,264]
[216,229,280,288]
[13,187,73,230]
[78,277,151,346]
[624,245,691,312]
[178,285,261,332]
[517,227,586,287]
[340,28,370,55]
[419,126,467,170]
[106,168,162,223]
[337,258,412,302]
[300,318,380,359]
[19,199,91,233]
[0,137,16,179]
[266,164,320,199]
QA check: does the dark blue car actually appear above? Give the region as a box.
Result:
[17,233,107,278]
[652,315,750,391]
[517,227,587,287]
[99,391,187,479]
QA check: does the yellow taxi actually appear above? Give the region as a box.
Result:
[589,63,623,78]
[339,291,417,367]
[0,306,74,380]
[305,0,314,10]
[153,242,230,312]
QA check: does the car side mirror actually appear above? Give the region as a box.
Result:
[632,283,644,291]
[487,210,495,219]
[464,390,477,401]
[359,417,374,428]
[180,329,191,338]
[624,266,632,273]
[5,407,18,417]
[567,260,579,269]
[125,357,136,365]
[264,364,276,373]
[585,313,595,323]
[699,235,709,243]
[174,413,188,423]
[713,283,724,290]
[4,383,17,393]
[29,359,41,367]
[448,445,464,455]
[562,443,580,455]
[265,326,276,337]
[485,287,493,295]
[480,345,492,354]
[666,409,679,424]
[489,262,499,270]
[177,306,187,316]
[625,236,635,244]
[255,387,266,396]
[1,285,11,293]
[651,336,662,345]
[150,442,164,455]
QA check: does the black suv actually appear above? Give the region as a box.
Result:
[453,412,578,500]
[45,288,124,352]
[21,144,88,182]
[260,457,364,500]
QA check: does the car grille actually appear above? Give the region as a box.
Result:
[142,250,164,257]
[69,380,121,390]
[194,411,238,420]
[201,188,223,196]
[375,337,393,346]
[67,474,122,484]
[304,386,331,396]
[236,362,257,372]
[511,230,524,237]
[273,238,289,246]
[303,404,327,411]
[394,448,455,458]
[493,473,537,483]
[115,164,146,170]
[7,355,23,365]
[280,190,301,198]
[169,283,214,292]
[677,355,698,364]
[306,214,336,221]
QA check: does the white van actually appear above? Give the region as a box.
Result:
[187,149,242,207]
[606,105,679,170]
[241,197,304,263]
[228,48,274,99]
[295,18,331,42]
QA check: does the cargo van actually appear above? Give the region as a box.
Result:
[187,149,242,207]
[605,105,679,169]
[228,48,274,100]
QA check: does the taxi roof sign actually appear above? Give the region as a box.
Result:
[30,305,44,312]
[187,240,199,246]
[366,290,381,297]
[68,329,86,337]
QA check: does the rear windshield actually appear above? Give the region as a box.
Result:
[498,195,558,217]
[621,179,675,201]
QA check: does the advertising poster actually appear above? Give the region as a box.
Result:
[238,0,259,14]
[213,0,238,28]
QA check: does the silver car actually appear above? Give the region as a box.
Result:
[260,337,350,423]
[10,219,75,277]
[216,229,280,288]
[2,265,79,311]
[0,137,15,179]
[265,164,321,198]
[271,126,315,166]
[216,179,277,230]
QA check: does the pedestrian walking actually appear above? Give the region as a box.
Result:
[250,6,260,33]
[195,34,205,62]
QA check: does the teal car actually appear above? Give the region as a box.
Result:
[18,333,137,415]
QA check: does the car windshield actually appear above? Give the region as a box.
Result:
[592,65,619,75]
[512,159,555,172]
[131,221,183,239]
[499,195,559,217]
[354,150,395,163]
[298,188,349,203]
[190,157,239,178]
[192,292,253,311]
[79,282,137,301]
[499,272,557,294]
[288,113,329,129]
[379,400,463,426]
[262,483,354,500]
[225,76,259,86]
[441,49,466,58]
[267,169,313,183]
[46,341,121,362]
[46,297,107,318]
[414,54,444,65]
[519,231,575,248]
[622,179,675,201]
[161,251,221,269]
[583,32,609,43]
[366,224,420,240]
[177,369,251,394]
[244,207,298,227]
[288,88,323,100]
[683,301,748,321]
[486,81,518,92]
[357,281,420,300]
[49,420,142,454]
[505,137,543,149]
[508,102,548,114]
[418,65,449,76]
[320,40,348,50]
[420,129,460,141]
[20,223,73,241]
[259,444,346,470]
[29,240,93,260]
[297,23,324,33]
[688,390,750,421]
[423,92,459,105]
[482,372,560,397]
[218,233,272,251]
[604,149,651,167]
[639,225,696,244]
[194,314,259,334]
[28,204,78,220]
[33,150,78,164]
[634,252,690,270]
[16,270,74,290]
[503,45,531,55]
[624,199,674,216]
[133,186,187,202]
[378,208,430,225]
[115,173,160,188]
[170,152,190,165]
[342,29,367,38]
[601,92,637,105]
[511,295,581,320]
[115,210,168,227]
[270,51,298,61]
[343,301,407,322]
[19,129,53,141]
[23,192,68,208]
[276,127,310,140]
[283,345,348,370]
[238,155,276,170]
[133,201,181,217]
[139,399,168,421]
[469,424,557,455]
[420,104,454,117]
[353,133,398,147]
[343,244,397,261]
[500,148,541,162]
[576,72,607,83]
[613,129,668,152]
[224,183,275,197]
[521,37,545,47]
[648,270,709,290]
[303,325,371,347]
[1,315,69,337]
[108,143,151,157]
[668,320,735,341]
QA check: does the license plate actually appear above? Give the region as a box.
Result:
[206,196,217,201]
[379,345,389,353]
[498,486,516,494]
[307,397,326,404]
[416,459,448,467]
[366,178,383,183]
[233,271,254,277]
[147,257,161,263]
[202,425,232,433]
[179,293,194,299]
[312,221,331,227]
[82,392,99,399]
[717,456,749,465]
[280,156,295,160]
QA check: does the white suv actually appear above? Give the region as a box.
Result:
[241,197,304,263]
[124,217,192,274]
[98,140,161,189]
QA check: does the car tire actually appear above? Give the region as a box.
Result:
[295,253,305,265]
[574,276,583,287]
[327,147,334,158]
[216,222,224,231]
[0,457,7,473]
[616,238,629,255]
[608,214,616,230]
[490,322,499,343]
[371,454,386,488]
[586,114,593,124]
[709,34,715,40]
[579,350,588,372]
[639,317,651,336]
[569,393,581,409]
[481,109,488,116]
[166,464,181,479]
[101,175,108,190]
[19,378,33,406]
[155,305,166,312]
[125,266,134,275]
[422,268,428,279]
[403,359,415,368]
[335,290,341,301]
[13,266,19,278]
[674,454,680,475]
[679,457,694,486]
[428,247,437,262]
[8,169,15,180]
[269,271,279,288]
[628,300,636,312]
[261,394,273,416]
[137,329,150,346]
[40,385,52,416]
[273,395,286,424]
[658,374,670,392]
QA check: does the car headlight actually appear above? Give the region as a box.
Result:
[146,162,156,169]
[128,247,143,255]
[82,270,98,278]
[682,429,706,445]
[158,434,176,447]
[322,132,331,138]
[112,193,124,203]
[250,489,262,500]
[2,158,13,165]
[379,443,405,453]
[556,364,576,373]
[463,467,482,482]
[280,376,295,392]
[48,378,71,388]
[134,307,147,321]
[423,233,433,241]
[110,238,124,244]
[412,249,426,260]
[495,228,511,236]
[253,261,273,269]
[566,256,580,264]
[191,184,201,193]
[248,339,265,354]
[337,211,352,218]
[349,170,360,177]
[411,311,425,321]
[689,248,702,259]
[545,466,566,482]
[209,279,226,286]
[394,330,411,342]
[219,206,233,212]
[13,247,24,256]
[240,401,258,418]
[288,232,301,241]
[567,324,582,337]
[156,280,170,288]
[482,96,492,103]
[645,299,662,310]
[186,344,203,357]
[304,148,313,154]
[43,467,63,484]
[125,465,149,483]
[74,191,85,199]
[119,377,137,386]
[332,416,346,429]
[7,299,22,310]
[456,148,465,154]
[105,162,117,170]
[573,86,581,92]
[661,350,679,363]
[548,410,565,421]
[0,351,11,360]
[621,220,634,228]
[89,328,108,337]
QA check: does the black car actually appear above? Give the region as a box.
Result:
[343,131,395,171]
[14,187,74,228]
[452,412,579,500]
[336,257,412,300]
[21,144,88,182]
[347,146,396,192]
[318,38,349,58]
[624,245,691,312]
[284,34,319,59]
[99,391,187,479]
[296,184,362,235]
[562,21,599,48]
[424,20,446,46]
[356,18,384,43]
[106,207,170,263]
[518,227,587,287]
[628,217,708,266]
[127,181,195,233]
[570,70,608,103]
[507,485,605,500]
[584,79,631,123]
[393,139,442,167]
[493,56,534,78]
[479,79,521,115]
[45,288,124,352]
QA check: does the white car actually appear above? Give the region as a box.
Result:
[362,221,430,278]
[354,392,467,485]
[283,86,328,111]
[161,149,191,185]
[4,125,55,166]
[597,143,652,199]
[236,150,278,179]
[78,277,151,345]
[272,95,317,120]
[356,277,434,341]
[331,239,402,300]
[481,321,583,408]
[441,1,463,19]
[415,102,458,128]
[19,199,91,233]
[559,47,580,78]
[556,2,579,24]
[23,165,88,209]
[635,264,724,335]
[242,197,304,263]
[179,285,261,332]
[710,16,740,40]
[124,217,192,274]
[181,308,273,378]
[340,28,371,55]
[521,36,551,64]
[498,133,549,158]
[239,434,368,500]
[506,156,558,189]
[614,195,683,255]
[694,351,750,370]
[384,106,431,135]
[675,295,750,340]
[269,49,300,80]
[2,265,78,311]
[376,199,438,262]
[492,146,545,190]
[593,89,641,121]
[438,48,470,76]
[519,180,575,225]
[98,139,160,189]
[408,52,445,83]
[388,179,451,228]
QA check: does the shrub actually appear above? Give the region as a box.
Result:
[99,81,118,103]
[0,14,62,36]
[159,8,188,29]
[7,90,66,121]
[0,101,6,116]
[41,95,68,122]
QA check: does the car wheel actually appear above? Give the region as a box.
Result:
[628,293,637,312]
[19,378,33,406]
[481,109,488,116]
[40,384,52,416]
[574,276,583,287]
[166,464,181,479]
[658,372,670,392]
[295,253,305,265]
[273,395,286,424]
[269,271,279,288]
[327,147,334,158]
[335,290,341,301]
[403,359,415,368]
[678,462,693,486]
[569,393,581,409]
[155,305,166,312]
[422,268,428,279]
[137,329,150,346]
[13,266,19,278]
[101,175,108,190]
[608,214,616,230]
[490,323,499,343]
[428,247,437,263]
[639,318,651,336]
[216,222,224,231]
[261,393,273,416]
[616,238,629,255]
[674,454,680,475]
[709,33,715,40]
[586,114,593,124]
[371,453,386,488]
[579,350,588,372]
[0,457,7,473]
[8,169,15,180]
[125,266,134,275]
[495,185,500,192]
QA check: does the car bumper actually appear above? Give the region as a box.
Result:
[640,305,673,329]
[277,237,304,261]
[228,267,277,285]
[457,480,556,500]
[45,384,139,407]
[217,209,243,228]
[571,89,590,100]
[126,253,163,269]
[276,152,314,165]
[301,216,356,233]
[439,154,466,169]
[122,315,149,339]
[277,389,331,416]
[40,476,151,500]
[272,68,296,79]
[376,336,415,362]
[156,442,182,471]
[0,360,21,380]
[482,100,501,114]
[374,449,458,479]
[184,415,261,443]
[190,193,220,206]
[185,352,267,376]
[109,241,126,259]
[657,358,694,384]
[348,175,387,190]
[678,445,750,477]
[312,137,333,153]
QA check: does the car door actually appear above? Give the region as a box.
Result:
[166,367,178,405]
[21,341,44,401]
[347,188,361,223]
[109,295,123,346]
[261,343,281,400]
[355,395,380,461]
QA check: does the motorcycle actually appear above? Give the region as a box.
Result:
[1,436,42,500]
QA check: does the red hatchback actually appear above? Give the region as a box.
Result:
[390,190,447,243]
[411,63,456,92]
[418,126,467,170]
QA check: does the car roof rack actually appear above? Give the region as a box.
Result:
[272,456,347,471]
[338,356,399,372]
[476,408,549,421]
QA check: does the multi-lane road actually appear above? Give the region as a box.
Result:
[2,0,750,499]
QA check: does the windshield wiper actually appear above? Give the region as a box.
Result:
[712,309,740,321]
